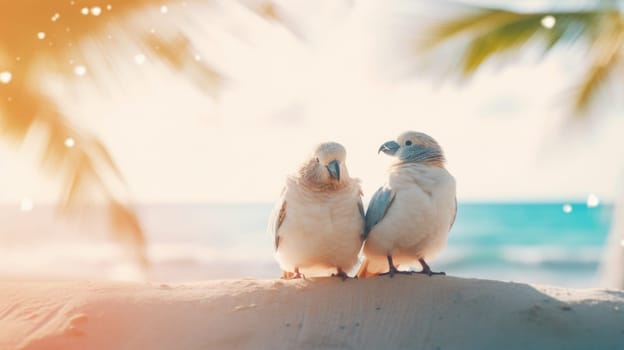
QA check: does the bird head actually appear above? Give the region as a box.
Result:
[378,131,445,167]
[301,142,348,185]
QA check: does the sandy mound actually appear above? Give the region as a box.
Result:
[0,276,622,349]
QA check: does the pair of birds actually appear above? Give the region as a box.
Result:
[269,131,457,279]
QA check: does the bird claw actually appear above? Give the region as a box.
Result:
[281,274,302,280]
[332,270,350,281]
[415,269,445,277]
[379,255,408,278]
[281,269,306,280]
[378,269,445,278]
[416,259,445,277]
[379,270,413,278]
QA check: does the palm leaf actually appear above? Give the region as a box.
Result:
[425,8,607,75]
[0,0,234,269]
[0,0,292,269]
[422,3,622,114]
[572,14,624,113]
[144,34,224,97]
[0,83,150,267]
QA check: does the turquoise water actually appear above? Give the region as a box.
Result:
[443,202,612,287]
[0,202,613,287]
[453,202,611,246]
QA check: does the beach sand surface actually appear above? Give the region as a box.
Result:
[0,276,623,350]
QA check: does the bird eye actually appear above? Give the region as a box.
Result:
[405,140,412,146]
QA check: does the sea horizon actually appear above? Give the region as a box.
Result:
[0,201,613,288]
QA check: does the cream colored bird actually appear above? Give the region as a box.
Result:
[269,142,365,279]
[358,131,456,278]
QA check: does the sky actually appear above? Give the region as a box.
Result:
[1,0,624,205]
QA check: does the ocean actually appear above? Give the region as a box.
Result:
[0,202,613,288]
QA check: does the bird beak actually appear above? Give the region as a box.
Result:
[378,140,400,156]
[326,160,341,181]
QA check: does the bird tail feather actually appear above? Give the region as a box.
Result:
[357,258,379,279]
[357,257,397,278]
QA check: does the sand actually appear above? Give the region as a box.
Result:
[0,276,623,350]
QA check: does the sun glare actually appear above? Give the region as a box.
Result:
[0,1,620,205]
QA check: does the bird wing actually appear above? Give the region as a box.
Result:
[363,186,395,239]
[269,188,287,251]
[357,191,366,239]
[449,197,457,231]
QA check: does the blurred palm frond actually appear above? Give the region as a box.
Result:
[0,0,236,269]
[422,3,623,114]
[145,34,224,97]
[573,13,624,113]
[0,77,149,267]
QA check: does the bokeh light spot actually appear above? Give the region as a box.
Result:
[0,71,12,84]
[73,65,87,76]
[541,15,556,29]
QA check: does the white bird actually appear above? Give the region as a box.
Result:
[358,131,456,278]
[269,142,365,279]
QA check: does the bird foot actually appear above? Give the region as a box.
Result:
[416,258,445,277]
[379,256,412,278]
[281,270,306,280]
[415,269,445,277]
[331,270,350,281]
[379,270,413,278]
